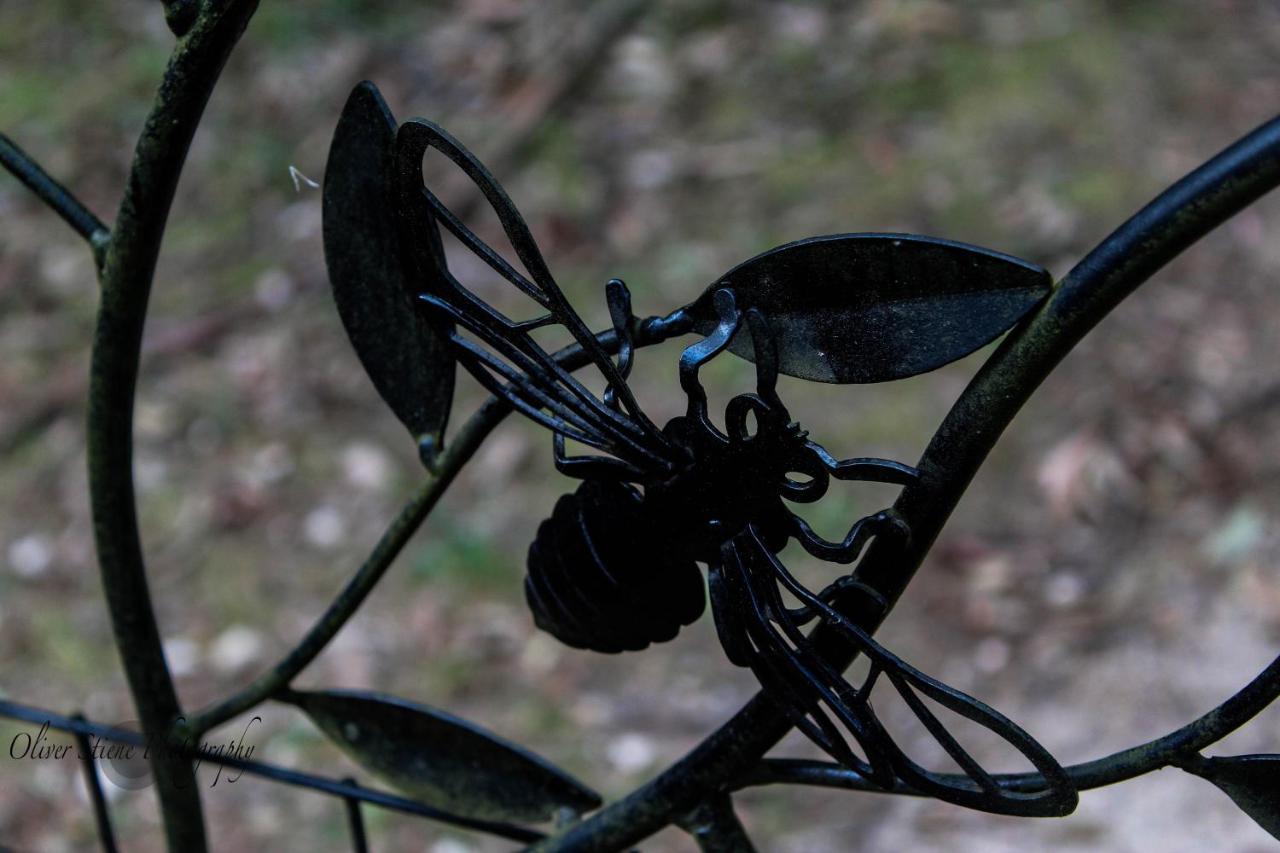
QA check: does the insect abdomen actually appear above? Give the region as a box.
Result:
[524,480,705,653]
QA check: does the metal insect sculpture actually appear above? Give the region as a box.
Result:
[324,81,1076,818]
[7,12,1280,839]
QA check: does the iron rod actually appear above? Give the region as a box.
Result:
[0,700,543,844]
[343,778,370,853]
[0,133,109,266]
[72,714,120,853]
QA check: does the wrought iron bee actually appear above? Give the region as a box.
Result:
[324,82,1077,818]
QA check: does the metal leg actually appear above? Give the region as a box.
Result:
[743,306,783,410]
[603,278,635,411]
[808,441,919,486]
[679,288,741,426]
[789,509,909,564]
[553,433,645,481]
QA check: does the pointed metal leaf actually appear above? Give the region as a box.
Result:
[284,688,601,823]
[1183,754,1280,839]
[323,81,455,454]
[687,233,1052,383]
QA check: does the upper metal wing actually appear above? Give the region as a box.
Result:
[392,115,676,471]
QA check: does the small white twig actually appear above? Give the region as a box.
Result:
[288,165,320,192]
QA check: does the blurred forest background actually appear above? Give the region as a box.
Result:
[2,1,1280,850]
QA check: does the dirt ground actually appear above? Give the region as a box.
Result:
[2,2,1280,850]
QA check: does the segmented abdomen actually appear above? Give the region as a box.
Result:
[524,480,706,653]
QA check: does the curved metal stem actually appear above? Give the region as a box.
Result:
[184,398,506,736]
[87,3,260,849]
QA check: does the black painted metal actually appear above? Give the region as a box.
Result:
[3,5,1280,846]
[386,98,1074,817]
[324,83,456,469]
[0,699,545,844]
[341,779,369,853]
[72,714,120,853]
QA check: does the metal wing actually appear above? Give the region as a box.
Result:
[391,117,676,472]
[711,526,1077,817]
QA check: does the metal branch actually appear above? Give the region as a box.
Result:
[184,397,507,736]
[87,2,261,850]
[0,700,543,844]
[0,132,110,267]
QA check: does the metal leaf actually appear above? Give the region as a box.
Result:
[686,233,1052,383]
[1182,754,1280,839]
[323,81,455,463]
[282,688,601,823]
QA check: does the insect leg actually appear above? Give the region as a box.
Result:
[743,306,784,410]
[807,440,919,485]
[603,278,634,411]
[787,442,915,561]
[679,288,741,427]
[790,508,909,565]
[552,433,646,482]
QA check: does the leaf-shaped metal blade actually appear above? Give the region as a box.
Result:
[687,233,1052,383]
[1182,754,1280,839]
[323,81,455,460]
[282,688,602,823]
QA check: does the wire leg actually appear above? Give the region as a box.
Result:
[680,288,741,424]
[552,433,645,481]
